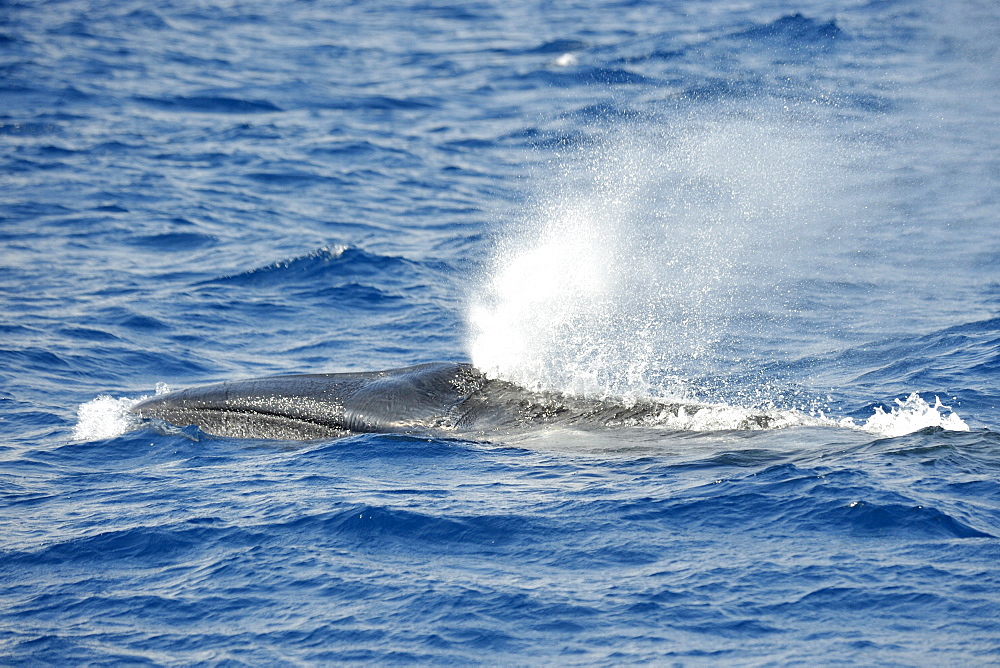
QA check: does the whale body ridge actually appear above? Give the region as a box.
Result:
[131,361,774,440]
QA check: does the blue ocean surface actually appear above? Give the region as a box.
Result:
[2,0,1000,664]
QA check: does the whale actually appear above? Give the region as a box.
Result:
[130,362,774,440]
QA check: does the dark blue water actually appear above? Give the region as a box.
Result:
[3,0,999,664]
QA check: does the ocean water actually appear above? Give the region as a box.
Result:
[2,0,1000,663]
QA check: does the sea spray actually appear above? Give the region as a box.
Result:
[854,394,970,437]
[467,109,846,405]
[72,395,144,441]
[72,383,171,441]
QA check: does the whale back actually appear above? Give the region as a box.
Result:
[131,362,777,440]
[131,362,482,440]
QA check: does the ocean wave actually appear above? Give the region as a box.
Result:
[197,246,357,287]
[729,13,845,47]
[133,95,282,114]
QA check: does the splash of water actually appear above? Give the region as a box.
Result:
[72,395,144,441]
[72,383,170,441]
[467,110,843,403]
[851,394,970,437]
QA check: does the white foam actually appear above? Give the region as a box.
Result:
[554,53,578,67]
[842,393,970,438]
[632,392,970,436]
[72,394,145,441]
[681,393,971,436]
[649,403,813,432]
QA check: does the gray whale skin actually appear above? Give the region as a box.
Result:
[131,362,771,440]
